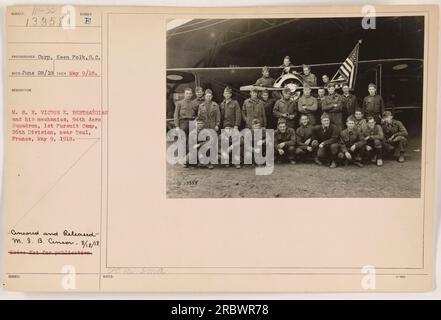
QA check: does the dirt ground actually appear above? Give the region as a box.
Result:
[166,137,422,198]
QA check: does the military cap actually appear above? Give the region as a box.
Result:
[302,64,310,70]
[321,113,330,120]
[262,66,270,72]
[250,87,259,93]
[284,56,291,60]
[195,86,204,91]
[251,118,261,125]
[382,111,393,117]
[368,83,377,89]
[204,88,213,95]
[327,82,336,88]
[195,117,205,123]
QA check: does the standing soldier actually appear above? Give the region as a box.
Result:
[295,114,315,162]
[337,117,365,167]
[362,116,384,166]
[192,86,205,106]
[274,118,297,164]
[301,65,317,87]
[255,66,275,87]
[197,89,221,132]
[311,113,340,168]
[322,83,344,130]
[273,87,296,129]
[341,84,359,121]
[220,87,241,129]
[261,89,276,129]
[321,74,330,88]
[297,84,318,125]
[381,111,408,163]
[316,87,327,120]
[242,88,267,128]
[362,83,385,123]
[174,87,198,137]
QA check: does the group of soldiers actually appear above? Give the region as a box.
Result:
[172,62,409,169]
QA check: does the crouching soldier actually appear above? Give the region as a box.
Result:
[183,117,215,169]
[362,116,384,166]
[337,117,365,167]
[295,114,315,162]
[243,119,269,166]
[381,111,408,162]
[218,121,242,169]
[311,113,340,168]
[350,109,367,132]
[274,118,297,164]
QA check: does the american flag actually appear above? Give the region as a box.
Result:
[331,40,361,89]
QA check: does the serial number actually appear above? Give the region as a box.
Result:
[214,304,269,315]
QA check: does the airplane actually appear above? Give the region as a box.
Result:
[166,43,423,132]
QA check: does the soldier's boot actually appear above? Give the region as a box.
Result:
[398,151,405,163]
[329,160,337,168]
[376,147,383,166]
[314,157,323,166]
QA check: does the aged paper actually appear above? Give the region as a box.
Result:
[3,5,439,292]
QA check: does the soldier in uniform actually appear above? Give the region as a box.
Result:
[321,74,330,88]
[255,66,275,87]
[218,121,242,169]
[242,88,267,128]
[362,83,385,123]
[183,117,214,169]
[192,86,205,106]
[316,87,327,120]
[273,87,296,129]
[337,117,365,167]
[174,87,198,137]
[243,118,268,166]
[197,89,221,132]
[301,64,317,87]
[381,111,408,163]
[311,113,340,168]
[295,114,315,162]
[274,118,297,164]
[280,55,296,75]
[348,109,367,133]
[220,86,241,129]
[261,89,276,129]
[297,84,318,125]
[361,116,384,166]
[341,84,359,121]
[322,83,343,130]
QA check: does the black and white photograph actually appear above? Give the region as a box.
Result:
[166,16,424,198]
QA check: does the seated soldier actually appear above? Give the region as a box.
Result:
[381,111,408,163]
[243,118,268,167]
[362,116,384,166]
[254,66,275,87]
[218,121,242,169]
[337,117,365,168]
[295,114,315,162]
[311,113,340,168]
[183,117,214,169]
[274,118,297,164]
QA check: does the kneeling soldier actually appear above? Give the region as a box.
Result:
[311,113,340,168]
[219,121,242,169]
[295,114,315,162]
[337,118,365,167]
[274,118,297,164]
[362,116,384,166]
[381,111,408,163]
